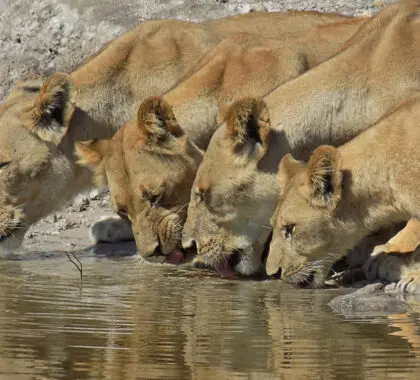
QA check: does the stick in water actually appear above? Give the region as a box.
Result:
[66,253,83,280]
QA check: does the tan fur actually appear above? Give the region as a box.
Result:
[0,11,358,252]
[76,97,199,258]
[183,0,420,276]
[75,19,366,258]
[267,95,420,289]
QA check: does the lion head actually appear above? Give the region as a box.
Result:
[0,73,76,253]
[76,96,203,263]
[182,97,276,276]
[266,146,354,288]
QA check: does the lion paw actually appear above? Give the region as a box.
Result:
[396,270,420,294]
[363,252,405,283]
[89,215,134,244]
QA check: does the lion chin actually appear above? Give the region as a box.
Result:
[193,244,264,277]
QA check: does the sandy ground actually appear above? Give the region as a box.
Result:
[0,0,394,254]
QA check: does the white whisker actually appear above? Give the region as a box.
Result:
[176,203,189,215]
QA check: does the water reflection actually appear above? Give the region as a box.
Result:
[0,255,419,379]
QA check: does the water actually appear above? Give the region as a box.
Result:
[0,254,419,379]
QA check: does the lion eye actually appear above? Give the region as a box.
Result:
[283,224,295,239]
[0,161,11,169]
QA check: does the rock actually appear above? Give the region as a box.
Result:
[89,188,109,201]
[26,231,36,239]
[89,189,101,201]
[384,282,399,294]
[329,283,408,316]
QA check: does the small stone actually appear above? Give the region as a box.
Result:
[48,214,62,223]
[100,199,110,208]
[89,189,102,200]
[71,194,90,212]
[384,282,398,294]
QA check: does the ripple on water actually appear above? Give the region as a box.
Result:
[0,256,419,379]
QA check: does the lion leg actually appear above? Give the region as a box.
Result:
[371,219,420,257]
[89,215,134,244]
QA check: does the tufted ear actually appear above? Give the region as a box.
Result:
[277,153,304,192]
[32,73,75,145]
[137,96,184,146]
[75,140,110,187]
[225,97,271,161]
[305,145,343,208]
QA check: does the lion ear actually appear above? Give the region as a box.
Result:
[278,153,304,192]
[225,97,271,161]
[137,96,184,146]
[75,140,110,187]
[306,145,343,208]
[32,73,75,145]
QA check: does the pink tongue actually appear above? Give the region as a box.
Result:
[215,261,237,278]
[166,249,185,265]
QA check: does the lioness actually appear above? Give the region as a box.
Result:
[183,0,420,276]
[0,11,357,252]
[266,95,420,291]
[75,20,368,262]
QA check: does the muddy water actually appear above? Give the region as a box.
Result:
[0,254,419,380]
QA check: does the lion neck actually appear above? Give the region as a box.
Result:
[66,79,137,142]
[334,124,414,247]
[164,17,368,152]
